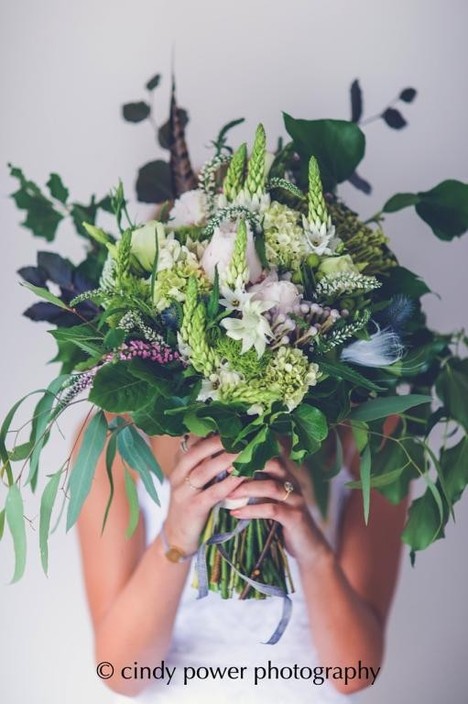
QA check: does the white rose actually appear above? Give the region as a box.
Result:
[130,221,163,272]
[250,278,302,315]
[200,224,263,284]
[318,254,358,277]
[168,189,207,227]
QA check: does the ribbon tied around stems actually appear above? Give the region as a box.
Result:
[195,507,293,645]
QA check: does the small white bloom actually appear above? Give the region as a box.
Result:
[219,286,254,311]
[302,215,338,256]
[221,298,274,357]
[168,189,207,227]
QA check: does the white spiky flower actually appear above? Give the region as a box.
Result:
[221,298,274,357]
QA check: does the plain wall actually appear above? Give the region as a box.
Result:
[1,1,467,703]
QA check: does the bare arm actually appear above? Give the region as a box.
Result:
[77,433,243,697]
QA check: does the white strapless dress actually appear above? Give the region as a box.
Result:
[113,467,358,704]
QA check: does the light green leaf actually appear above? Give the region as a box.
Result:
[39,471,62,573]
[5,484,27,582]
[66,411,108,530]
[21,282,70,311]
[360,444,371,525]
[123,467,140,538]
[402,484,445,551]
[102,431,117,534]
[348,394,432,422]
[0,508,5,540]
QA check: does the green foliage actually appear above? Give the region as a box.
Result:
[435,358,468,431]
[5,485,27,582]
[283,114,366,192]
[66,411,108,530]
[383,180,468,240]
[348,394,432,422]
[136,160,173,203]
[39,471,62,573]
[89,362,152,413]
[117,426,161,505]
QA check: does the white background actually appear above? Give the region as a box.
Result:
[1,1,467,703]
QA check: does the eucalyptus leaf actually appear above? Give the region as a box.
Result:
[348,394,432,422]
[122,101,151,123]
[402,485,444,551]
[350,79,363,123]
[117,426,162,505]
[123,467,140,538]
[5,484,27,582]
[360,444,371,525]
[381,108,407,129]
[39,471,62,573]
[21,283,70,311]
[66,411,108,530]
[136,160,173,203]
[145,74,161,91]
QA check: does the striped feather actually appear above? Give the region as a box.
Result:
[169,77,197,196]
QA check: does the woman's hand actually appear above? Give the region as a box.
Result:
[227,458,332,569]
[163,434,245,555]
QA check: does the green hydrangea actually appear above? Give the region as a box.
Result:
[264,346,320,411]
[215,335,272,381]
[263,201,307,270]
[153,262,210,312]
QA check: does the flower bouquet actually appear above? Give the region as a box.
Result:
[2,79,468,633]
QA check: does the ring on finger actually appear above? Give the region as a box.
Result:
[280,480,295,503]
[185,471,202,491]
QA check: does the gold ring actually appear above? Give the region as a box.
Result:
[180,435,189,453]
[185,472,202,491]
[281,480,294,502]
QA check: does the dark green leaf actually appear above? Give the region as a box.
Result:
[89,363,151,413]
[382,108,407,129]
[136,160,173,203]
[51,325,104,357]
[233,426,279,476]
[379,265,431,299]
[416,180,468,240]
[383,193,420,213]
[47,173,69,204]
[318,359,384,392]
[440,437,468,505]
[348,170,372,195]
[122,101,151,123]
[399,88,417,103]
[39,471,62,573]
[349,394,432,422]
[66,411,108,530]
[104,328,126,350]
[283,114,366,192]
[5,484,27,582]
[291,405,328,461]
[145,74,161,91]
[435,358,468,430]
[402,485,444,551]
[9,164,64,241]
[350,79,363,123]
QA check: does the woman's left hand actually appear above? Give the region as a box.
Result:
[227,458,332,569]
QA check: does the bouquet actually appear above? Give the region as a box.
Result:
[2,78,467,640]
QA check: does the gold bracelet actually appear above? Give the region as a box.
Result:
[160,523,196,563]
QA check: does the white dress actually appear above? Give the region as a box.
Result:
[113,467,358,704]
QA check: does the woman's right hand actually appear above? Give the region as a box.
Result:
[163,434,245,554]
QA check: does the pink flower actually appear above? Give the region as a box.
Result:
[200,224,263,284]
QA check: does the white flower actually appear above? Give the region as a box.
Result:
[200,223,263,284]
[196,366,242,402]
[219,286,254,311]
[168,189,207,227]
[221,298,274,357]
[302,215,339,256]
[250,276,302,316]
